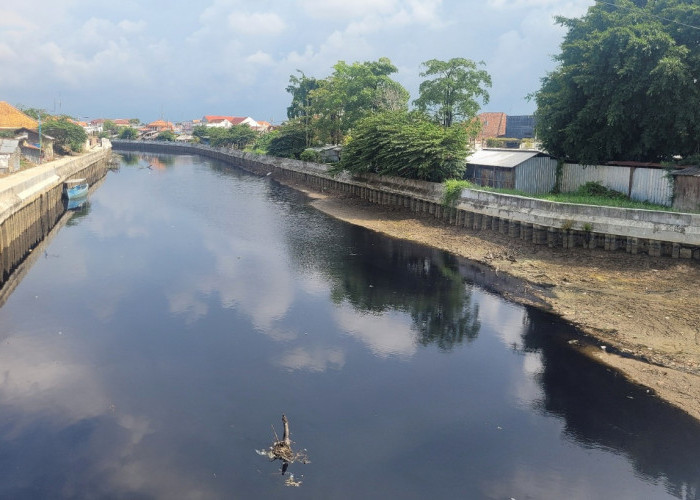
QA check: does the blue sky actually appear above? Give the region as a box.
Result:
[0,0,593,124]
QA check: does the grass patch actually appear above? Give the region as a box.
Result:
[470,181,681,212]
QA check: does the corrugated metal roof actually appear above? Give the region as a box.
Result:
[467,149,542,168]
[0,139,19,154]
[671,166,700,177]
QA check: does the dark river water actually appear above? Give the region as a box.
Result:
[0,152,697,499]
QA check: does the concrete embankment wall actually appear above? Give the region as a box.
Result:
[112,140,700,260]
[0,146,111,285]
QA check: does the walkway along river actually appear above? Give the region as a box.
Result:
[0,151,697,498]
[113,141,700,424]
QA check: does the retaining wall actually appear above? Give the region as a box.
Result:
[112,140,700,260]
[0,146,111,285]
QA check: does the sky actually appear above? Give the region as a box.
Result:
[0,0,594,125]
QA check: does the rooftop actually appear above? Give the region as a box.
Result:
[0,102,39,129]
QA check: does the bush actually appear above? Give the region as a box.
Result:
[266,122,307,158]
[339,110,469,182]
[300,149,321,162]
[442,179,473,207]
[575,181,627,199]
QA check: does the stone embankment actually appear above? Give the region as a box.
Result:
[0,142,112,285]
[113,140,700,259]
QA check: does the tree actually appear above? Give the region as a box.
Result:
[338,110,471,182]
[42,118,87,153]
[18,107,50,121]
[266,120,307,158]
[413,58,492,127]
[310,57,409,144]
[286,70,319,147]
[103,120,118,135]
[156,130,176,142]
[119,127,139,140]
[533,0,700,164]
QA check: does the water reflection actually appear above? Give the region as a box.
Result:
[0,152,697,498]
[277,206,482,352]
[519,308,700,498]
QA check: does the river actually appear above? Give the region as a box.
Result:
[0,152,697,499]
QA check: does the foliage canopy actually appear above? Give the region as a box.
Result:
[339,111,471,182]
[308,57,409,144]
[533,0,700,164]
[413,58,491,127]
[42,118,87,153]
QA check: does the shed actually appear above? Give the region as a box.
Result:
[671,166,700,212]
[465,149,557,194]
[15,128,55,161]
[0,139,20,173]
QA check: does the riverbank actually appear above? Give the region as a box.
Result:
[282,180,700,422]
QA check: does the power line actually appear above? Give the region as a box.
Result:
[595,0,700,30]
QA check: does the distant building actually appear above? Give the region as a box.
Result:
[0,139,21,173]
[476,112,507,144]
[505,115,536,139]
[145,120,175,132]
[202,115,259,129]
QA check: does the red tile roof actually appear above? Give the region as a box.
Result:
[0,101,39,129]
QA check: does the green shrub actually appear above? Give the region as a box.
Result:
[300,149,321,162]
[575,181,627,199]
[442,179,473,207]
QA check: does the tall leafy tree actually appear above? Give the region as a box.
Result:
[533,0,700,164]
[414,58,492,127]
[286,71,319,147]
[42,118,87,153]
[310,57,409,144]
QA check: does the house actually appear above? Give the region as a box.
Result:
[0,139,21,173]
[14,127,55,162]
[0,101,39,130]
[202,115,259,129]
[465,148,557,194]
[476,112,507,145]
[252,120,272,132]
[145,120,174,132]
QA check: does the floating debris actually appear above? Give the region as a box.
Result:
[257,414,310,485]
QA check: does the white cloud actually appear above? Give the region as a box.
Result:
[246,50,275,66]
[275,346,345,372]
[334,305,417,358]
[228,11,285,35]
[298,0,399,19]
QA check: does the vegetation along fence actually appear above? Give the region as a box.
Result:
[112,140,700,260]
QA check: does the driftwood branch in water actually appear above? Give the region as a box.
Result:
[282,414,291,446]
[258,414,310,468]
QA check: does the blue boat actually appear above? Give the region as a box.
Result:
[64,178,89,199]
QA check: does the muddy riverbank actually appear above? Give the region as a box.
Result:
[281,180,700,421]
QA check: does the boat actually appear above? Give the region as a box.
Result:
[64,178,89,199]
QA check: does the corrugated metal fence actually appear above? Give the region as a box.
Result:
[561,163,673,206]
[514,157,557,194]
